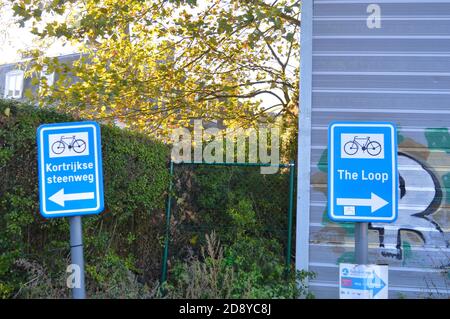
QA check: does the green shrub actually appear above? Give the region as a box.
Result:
[0,99,170,298]
[167,168,315,298]
[0,99,308,299]
[165,231,314,299]
[170,165,292,257]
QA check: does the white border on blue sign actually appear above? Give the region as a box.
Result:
[328,122,398,222]
[38,122,103,217]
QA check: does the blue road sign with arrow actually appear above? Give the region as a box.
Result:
[328,122,398,223]
[340,263,388,299]
[37,121,104,218]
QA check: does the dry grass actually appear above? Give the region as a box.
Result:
[166,231,235,299]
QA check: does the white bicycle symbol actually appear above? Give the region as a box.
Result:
[343,136,382,157]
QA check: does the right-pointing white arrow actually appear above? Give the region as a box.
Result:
[337,192,389,213]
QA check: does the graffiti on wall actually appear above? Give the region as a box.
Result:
[370,152,448,259]
[315,128,450,263]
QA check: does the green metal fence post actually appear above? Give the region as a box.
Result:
[161,160,174,284]
[286,160,295,275]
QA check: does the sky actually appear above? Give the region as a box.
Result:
[0,2,76,64]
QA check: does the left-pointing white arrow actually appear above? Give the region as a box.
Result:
[48,188,95,207]
[336,192,388,213]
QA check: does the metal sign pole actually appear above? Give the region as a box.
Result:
[355,222,368,264]
[70,216,86,299]
[37,121,105,299]
[327,122,396,298]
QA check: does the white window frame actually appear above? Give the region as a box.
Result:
[4,70,24,99]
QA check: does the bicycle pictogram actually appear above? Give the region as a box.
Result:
[343,136,382,157]
[51,135,87,155]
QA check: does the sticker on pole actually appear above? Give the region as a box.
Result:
[37,121,104,218]
[339,263,388,299]
[328,122,398,222]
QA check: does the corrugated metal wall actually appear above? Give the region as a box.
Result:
[305,0,450,298]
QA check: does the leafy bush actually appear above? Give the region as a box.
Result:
[167,165,315,298]
[165,231,314,299]
[0,99,170,298]
[0,99,310,299]
[170,164,292,256]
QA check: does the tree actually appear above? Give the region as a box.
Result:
[12,0,300,139]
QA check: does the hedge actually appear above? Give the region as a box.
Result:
[0,99,170,298]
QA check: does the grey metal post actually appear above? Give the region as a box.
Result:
[70,216,86,299]
[355,222,368,264]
